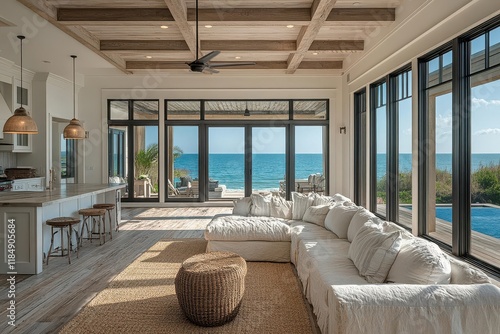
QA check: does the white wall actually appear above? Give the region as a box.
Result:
[78,74,345,196]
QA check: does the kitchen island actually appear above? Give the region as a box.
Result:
[0,184,125,274]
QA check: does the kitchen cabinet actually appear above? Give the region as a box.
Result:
[12,177,45,191]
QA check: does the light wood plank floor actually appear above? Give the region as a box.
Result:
[0,207,231,334]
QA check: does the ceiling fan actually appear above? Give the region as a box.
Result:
[186,0,255,73]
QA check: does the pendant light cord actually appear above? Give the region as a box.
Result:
[18,35,25,108]
[72,55,76,119]
[195,0,199,59]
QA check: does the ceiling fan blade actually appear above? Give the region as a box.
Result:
[203,67,219,74]
[209,62,256,68]
[197,50,221,63]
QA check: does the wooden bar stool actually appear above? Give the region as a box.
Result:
[79,208,107,246]
[93,203,117,239]
[46,217,80,265]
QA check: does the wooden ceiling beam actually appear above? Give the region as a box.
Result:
[310,40,364,51]
[101,40,189,51]
[17,0,130,74]
[287,0,338,74]
[327,8,395,21]
[187,8,311,22]
[57,8,174,23]
[201,40,297,51]
[126,61,342,70]
[162,0,198,58]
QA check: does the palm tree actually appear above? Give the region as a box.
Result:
[135,143,159,178]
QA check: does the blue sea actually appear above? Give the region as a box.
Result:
[174,153,500,190]
[174,153,324,191]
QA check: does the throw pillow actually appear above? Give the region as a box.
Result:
[347,208,377,242]
[445,254,491,284]
[348,221,403,283]
[291,192,315,220]
[331,193,352,203]
[386,238,451,284]
[232,197,252,216]
[302,205,331,227]
[324,205,359,239]
[313,195,336,206]
[270,195,293,219]
[250,193,272,216]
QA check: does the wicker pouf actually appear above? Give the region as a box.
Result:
[175,251,247,327]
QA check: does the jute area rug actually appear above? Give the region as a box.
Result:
[60,239,318,334]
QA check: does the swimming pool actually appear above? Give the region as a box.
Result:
[434,206,500,239]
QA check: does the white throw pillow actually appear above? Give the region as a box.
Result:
[386,238,451,284]
[270,195,293,219]
[331,193,352,203]
[324,205,359,239]
[445,254,491,284]
[250,193,272,216]
[347,208,376,242]
[232,197,252,216]
[291,192,314,220]
[313,195,336,206]
[302,205,331,227]
[348,221,403,283]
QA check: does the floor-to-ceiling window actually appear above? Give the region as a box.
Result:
[354,89,367,208]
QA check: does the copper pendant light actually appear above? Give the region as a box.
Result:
[3,35,39,134]
[63,55,85,139]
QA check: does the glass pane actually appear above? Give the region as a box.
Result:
[167,126,199,199]
[166,100,200,120]
[110,100,129,120]
[133,100,159,120]
[470,34,486,73]
[108,126,128,199]
[133,126,159,199]
[397,85,413,228]
[470,73,500,266]
[426,82,453,245]
[441,51,453,82]
[205,101,289,120]
[293,100,327,120]
[209,127,245,199]
[489,26,500,67]
[375,99,387,218]
[295,126,326,195]
[252,127,286,196]
[427,57,440,88]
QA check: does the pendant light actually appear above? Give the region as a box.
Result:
[63,55,85,139]
[3,35,38,134]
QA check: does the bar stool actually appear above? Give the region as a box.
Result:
[93,203,117,239]
[46,217,80,265]
[79,208,107,246]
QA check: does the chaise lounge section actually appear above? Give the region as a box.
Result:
[204,192,500,334]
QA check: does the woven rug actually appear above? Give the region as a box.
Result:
[60,239,318,334]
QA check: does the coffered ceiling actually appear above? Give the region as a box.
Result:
[18,0,400,74]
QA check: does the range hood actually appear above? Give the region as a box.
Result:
[0,90,14,147]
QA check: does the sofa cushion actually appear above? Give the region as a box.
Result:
[250,193,272,216]
[232,197,252,216]
[270,195,293,219]
[348,221,403,283]
[445,255,491,284]
[303,205,330,227]
[331,193,352,202]
[313,195,336,206]
[347,208,377,242]
[204,215,291,242]
[290,221,338,265]
[324,205,359,239]
[292,192,315,220]
[386,238,451,284]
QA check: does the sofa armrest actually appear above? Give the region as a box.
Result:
[328,283,500,334]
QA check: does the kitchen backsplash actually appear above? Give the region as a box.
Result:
[0,152,17,171]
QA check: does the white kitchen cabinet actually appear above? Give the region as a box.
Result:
[12,177,45,191]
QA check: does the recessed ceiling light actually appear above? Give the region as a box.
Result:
[353,2,362,5]
[286,24,294,28]
[146,56,153,59]
[312,52,319,55]
[235,56,241,59]
[160,25,169,29]
[205,25,213,28]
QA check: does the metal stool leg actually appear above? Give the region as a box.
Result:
[47,226,55,265]
[67,226,72,264]
[107,209,113,240]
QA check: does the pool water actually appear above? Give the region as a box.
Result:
[434,207,500,239]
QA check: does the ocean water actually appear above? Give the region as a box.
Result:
[377,153,500,180]
[174,153,324,191]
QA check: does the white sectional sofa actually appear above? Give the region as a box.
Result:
[204,192,500,334]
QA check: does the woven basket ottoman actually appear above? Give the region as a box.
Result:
[175,251,247,327]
